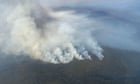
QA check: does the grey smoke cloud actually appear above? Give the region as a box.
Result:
[0,1,104,64]
[0,0,140,64]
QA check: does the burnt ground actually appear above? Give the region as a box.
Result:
[0,46,140,84]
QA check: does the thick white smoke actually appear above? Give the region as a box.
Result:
[0,1,104,64]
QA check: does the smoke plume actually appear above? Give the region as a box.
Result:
[0,1,104,64]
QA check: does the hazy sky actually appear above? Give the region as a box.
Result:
[39,0,139,9]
